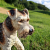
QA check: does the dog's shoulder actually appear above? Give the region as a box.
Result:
[0,23,5,44]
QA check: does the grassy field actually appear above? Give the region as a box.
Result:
[0,0,50,50]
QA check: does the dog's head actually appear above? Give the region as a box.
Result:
[7,8,34,38]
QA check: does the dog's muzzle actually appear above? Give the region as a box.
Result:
[21,28,34,38]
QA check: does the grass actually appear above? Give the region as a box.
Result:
[0,13,7,22]
[0,0,50,50]
[29,10,50,50]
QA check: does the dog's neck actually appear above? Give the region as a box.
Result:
[3,16,17,37]
[5,17,14,31]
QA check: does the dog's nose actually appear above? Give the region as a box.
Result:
[29,29,33,32]
[29,29,34,35]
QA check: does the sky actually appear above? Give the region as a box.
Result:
[27,0,50,9]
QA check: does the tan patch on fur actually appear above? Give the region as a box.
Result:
[8,11,11,16]
[2,32,5,45]
[0,32,5,45]
[27,19,29,21]
[8,9,15,16]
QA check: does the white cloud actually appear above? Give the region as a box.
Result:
[43,2,50,9]
[35,0,42,3]
[43,0,50,1]
[27,0,42,3]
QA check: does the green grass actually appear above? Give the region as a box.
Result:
[0,0,50,50]
[0,13,7,22]
[29,10,50,50]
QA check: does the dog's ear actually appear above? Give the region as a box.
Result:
[23,8,29,15]
[7,8,17,19]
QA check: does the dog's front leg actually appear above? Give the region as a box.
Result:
[14,37,24,50]
[2,46,11,50]
[1,38,12,50]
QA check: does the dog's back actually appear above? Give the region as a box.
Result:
[0,23,5,44]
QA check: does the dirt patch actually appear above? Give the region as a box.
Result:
[0,7,8,14]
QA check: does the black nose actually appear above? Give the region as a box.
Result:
[29,29,33,35]
[29,29,33,33]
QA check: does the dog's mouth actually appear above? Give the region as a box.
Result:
[21,32,33,38]
[21,32,29,38]
[18,29,34,38]
[29,32,33,35]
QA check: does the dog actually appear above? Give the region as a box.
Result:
[0,8,34,50]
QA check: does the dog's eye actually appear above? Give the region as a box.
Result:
[19,20,23,22]
[27,19,29,21]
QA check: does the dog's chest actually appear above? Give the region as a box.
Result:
[10,34,17,41]
[8,33,17,46]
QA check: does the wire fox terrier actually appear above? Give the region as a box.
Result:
[0,8,34,50]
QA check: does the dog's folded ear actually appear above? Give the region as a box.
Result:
[7,8,17,19]
[23,8,29,15]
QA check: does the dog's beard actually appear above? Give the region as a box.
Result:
[18,27,34,38]
[21,32,28,38]
[18,30,33,38]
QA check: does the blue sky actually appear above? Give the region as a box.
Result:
[27,0,50,9]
